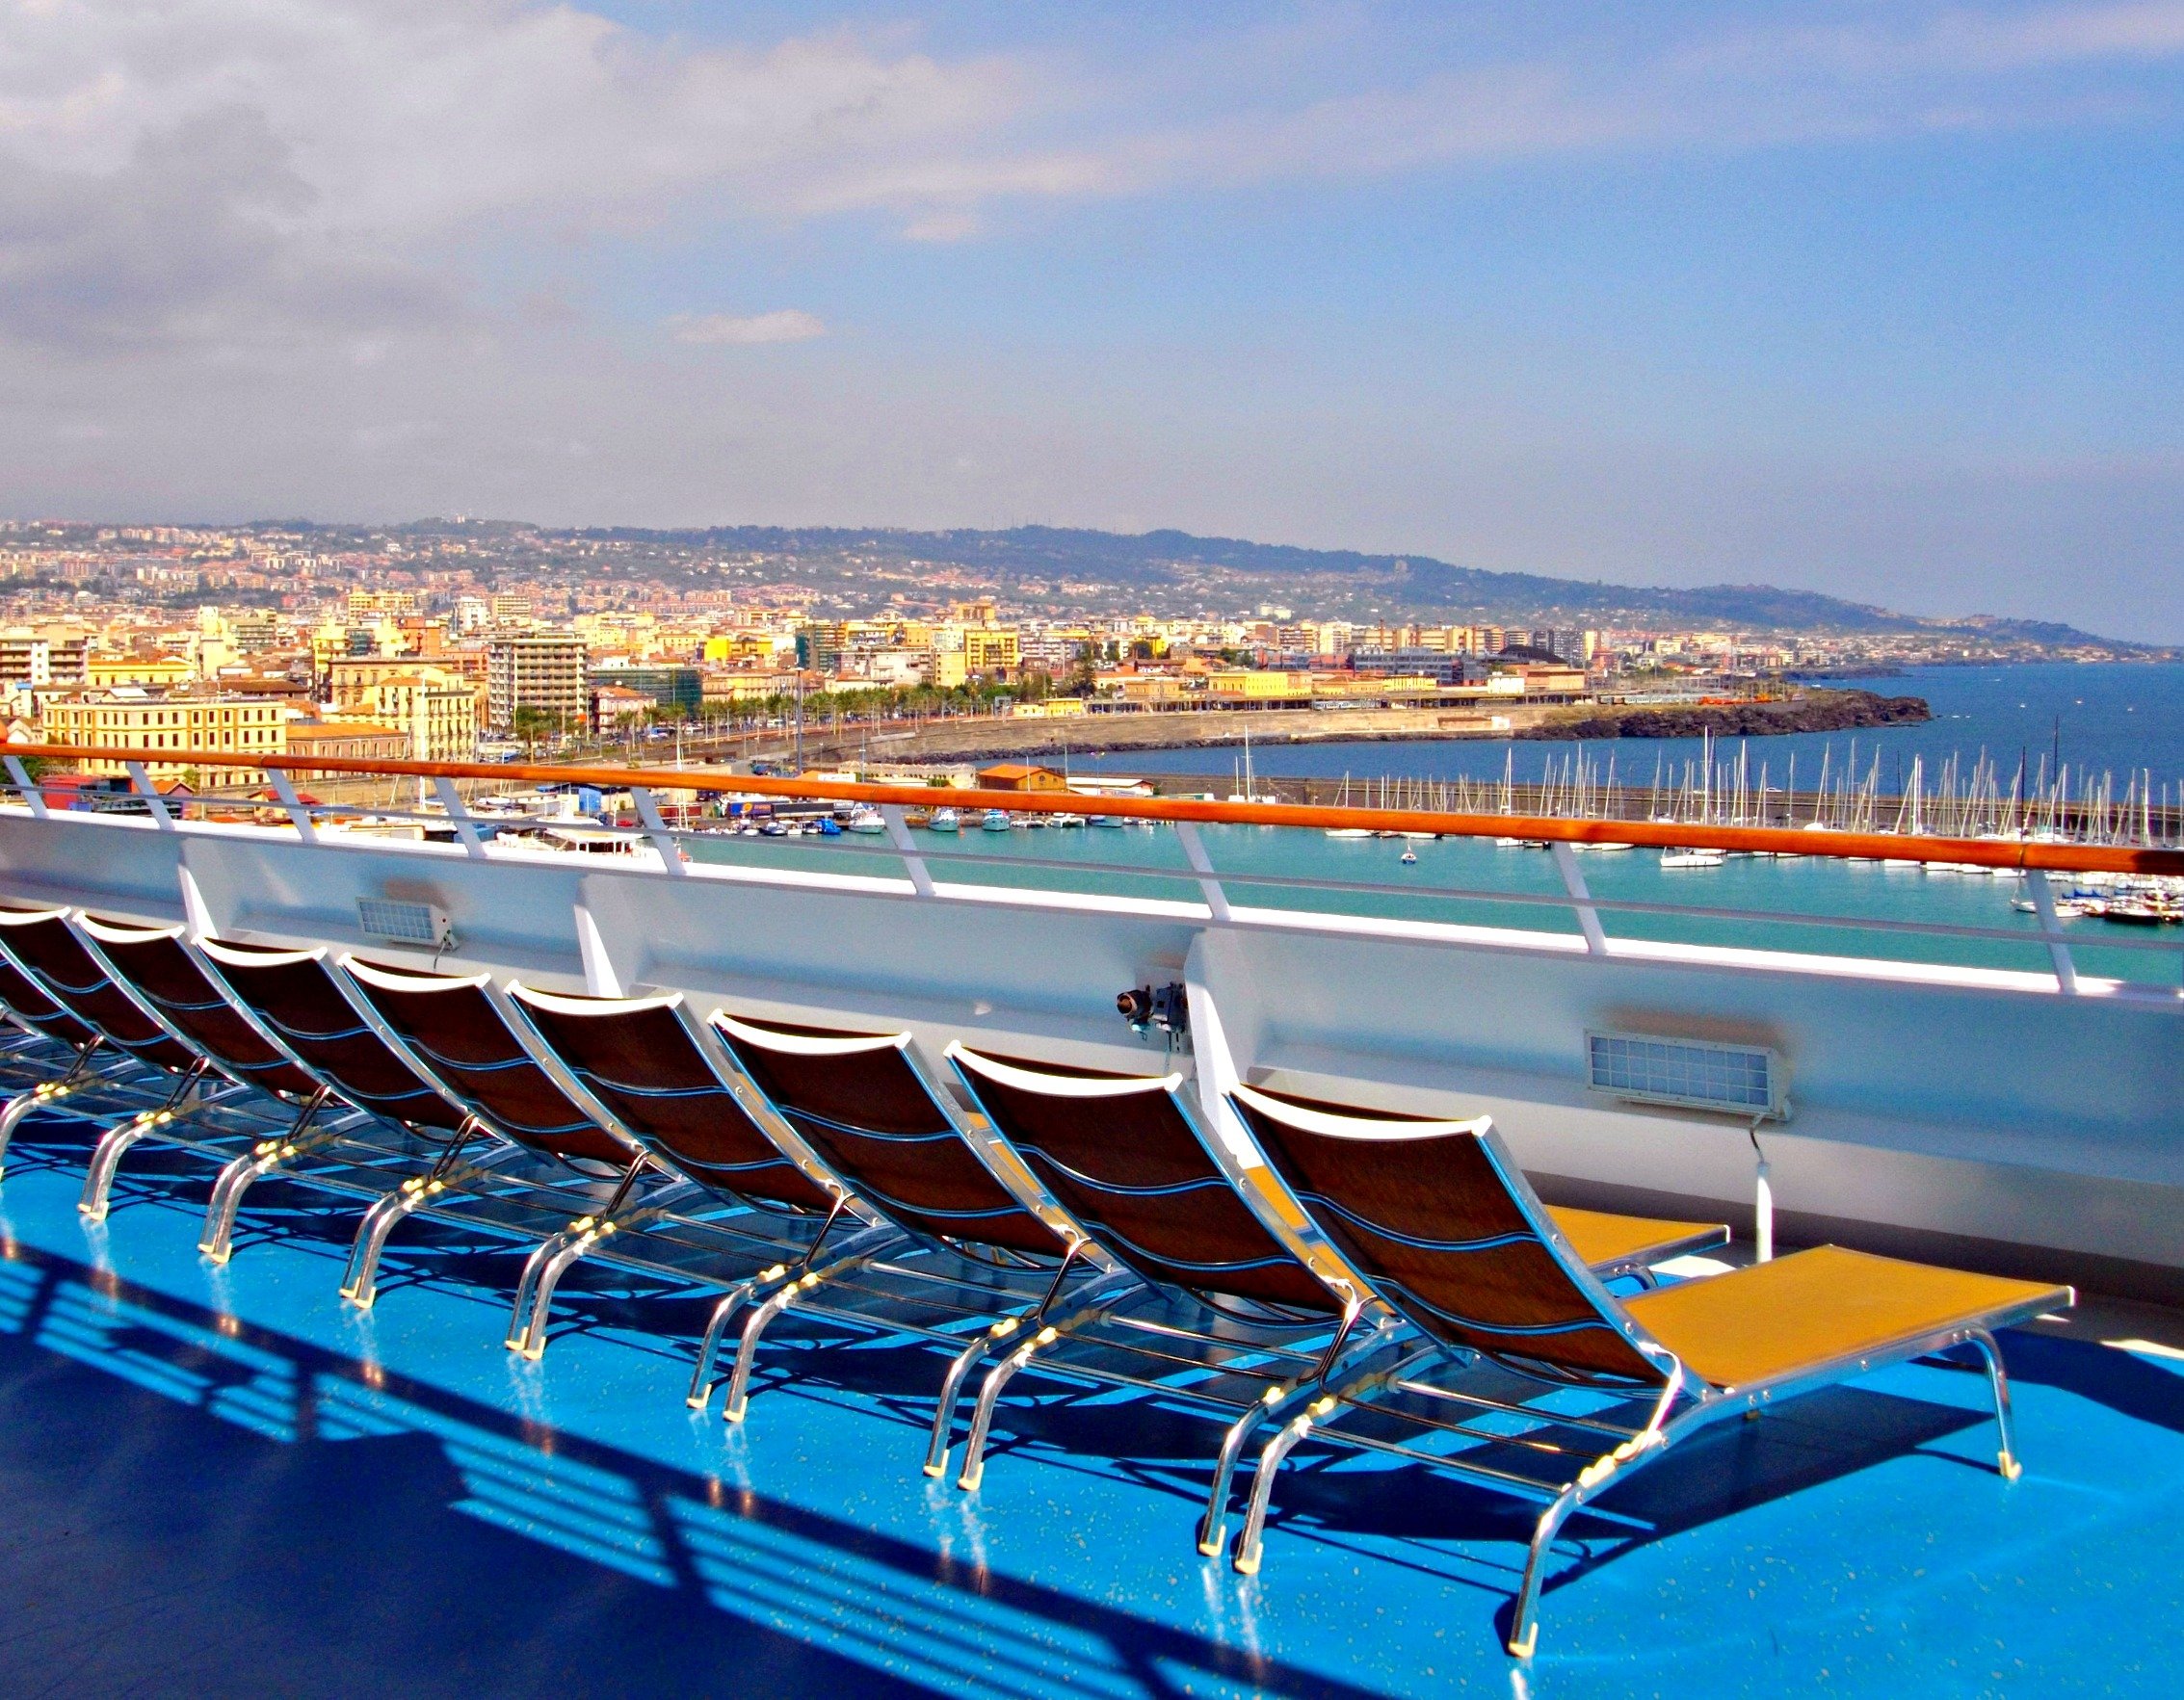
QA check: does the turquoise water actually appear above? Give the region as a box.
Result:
[687,822,2184,990]
[1066,662,2184,798]
[682,664,2184,988]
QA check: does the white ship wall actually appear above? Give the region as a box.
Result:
[5,809,2178,1295]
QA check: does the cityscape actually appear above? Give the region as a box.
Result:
[3,515,2167,787]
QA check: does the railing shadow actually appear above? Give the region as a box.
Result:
[0,1230,1397,1700]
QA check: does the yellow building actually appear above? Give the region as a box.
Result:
[1204,670,1313,701]
[88,652,194,691]
[365,671,478,763]
[961,628,1019,675]
[1007,698,1087,719]
[40,690,287,785]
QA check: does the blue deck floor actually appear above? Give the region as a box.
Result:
[0,1119,2176,1697]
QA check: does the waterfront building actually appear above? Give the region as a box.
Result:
[363,671,479,764]
[39,688,286,783]
[284,717,410,767]
[487,631,587,734]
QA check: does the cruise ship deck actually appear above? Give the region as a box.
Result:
[0,745,2177,1695]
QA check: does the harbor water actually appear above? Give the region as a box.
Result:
[681,664,2184,989]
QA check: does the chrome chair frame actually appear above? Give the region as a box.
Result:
[1219,1081,2062,1660]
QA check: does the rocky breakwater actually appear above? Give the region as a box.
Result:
[1517,689,1931,742]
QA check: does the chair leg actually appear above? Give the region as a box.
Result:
[956,1329,1059,1492]
[1230,1400,1329,1576]
[1507,1485,1586,1660]
[340,1189,424,1307]
[925,1330,1005,1478]
[722,1278,809,1424]
[685,1279,764,1410]
[1200,1399,1284,1556]
[0,1077,84,1175]
[1966,1327,2022,1480]
[78,1113,161,1221]
[504,1229,580,1350]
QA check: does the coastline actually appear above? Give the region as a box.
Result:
[792,689,1930,768]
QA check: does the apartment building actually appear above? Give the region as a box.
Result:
[366,671,479,763]
[40,689,288,784]
[487,631,587,733]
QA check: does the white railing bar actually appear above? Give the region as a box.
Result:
[881,804,935,898]
[3,756,48,820]
[267,770,320,845]
[630,787,690,877]
[125,762,174,829]
[13,795,2177,964]
[1549,841,1609,956]
[2024,869,2081,996]
[1172,821,1232,923]
[432,777,488,860]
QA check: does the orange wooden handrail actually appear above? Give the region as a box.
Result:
[9,741,2184,877]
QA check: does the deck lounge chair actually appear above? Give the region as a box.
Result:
[68,915,337,1219]
[1224,1080,2073,1659]
[195,939,496,1277]
[335,957,672,1324]
[504,983,888,1378]
[704,1010,1108,1425]
[0,903,209,1171]
[944,1044,1728,1552]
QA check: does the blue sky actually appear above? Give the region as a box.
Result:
[1,2,2180,637]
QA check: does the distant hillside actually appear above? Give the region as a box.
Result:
[581,521,2139,646]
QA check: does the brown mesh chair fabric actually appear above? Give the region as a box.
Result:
[0,906,196,1072]
[711,1012,1066,1258]
[509,985,831,1210]
[0,954,94,1049]
[76,918,321,1101]
[1228,1083,1664,1386]
[340,960,629,1170]
[197,941,471,1135]
[950,1046,1338,1313]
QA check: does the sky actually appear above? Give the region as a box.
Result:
[1,3,2181,638]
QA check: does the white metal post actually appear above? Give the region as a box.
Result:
[3,755,47,819]
[125,762,174,829]
[2024,869,2080,996]
[1549,842,1608,955]
[268,770,319,843]
[631,787,690,876]
[1173,822,1233,924]
[432,777,487,859]
[881,804,935,898]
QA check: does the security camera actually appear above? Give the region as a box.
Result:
[1118,982,1187,1040]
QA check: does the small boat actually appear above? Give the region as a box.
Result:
[758,821,789,838]
[1051,813,1087,828]
[1326,828,1375,840]
[1494,836,1546,850]
[1576,841,1635,853]
[1022,815,1051,829]
[1400,850,1418,865]
[816,817,843,837]
[1090,814,1126,828]
[928,808,961,833]
[1398,830,1436,842]
[1660,848,1726,870]
[982,810,1012,832]
[844,806,887,835]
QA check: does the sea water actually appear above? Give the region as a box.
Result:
[688,664,2184,990]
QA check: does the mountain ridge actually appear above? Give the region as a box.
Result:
[330,517,2154,649]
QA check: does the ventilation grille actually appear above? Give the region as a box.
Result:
[1587,1031,1786,1119]
[356,898,455,951]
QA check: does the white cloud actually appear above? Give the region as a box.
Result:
[669,309,827,346]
